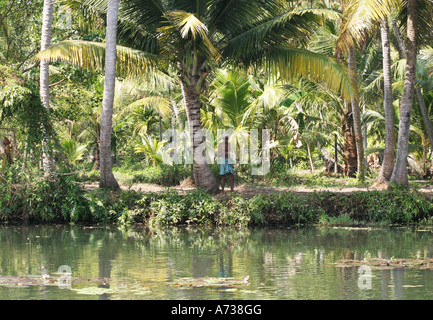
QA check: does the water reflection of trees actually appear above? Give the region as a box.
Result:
[1,225,433,299]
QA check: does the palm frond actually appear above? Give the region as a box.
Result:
[126,96,172,118]
[211,69,252,127]
[206,0,280,36]
[61,139,88,165]
[35,40,159,78]
[289,7,342,21]
[134,134,173,166]
[223,11,320,59]
[166,10,208,40]
[420,46,433,69]
[396,0,433,45]
[158,10,221,62]
[266,47,356,99]
[336,0,401,52]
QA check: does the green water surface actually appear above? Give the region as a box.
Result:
[0,225,433,300]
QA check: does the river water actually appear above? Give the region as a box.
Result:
[0,224,433,300]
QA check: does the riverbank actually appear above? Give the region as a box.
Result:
[2,175,433,227]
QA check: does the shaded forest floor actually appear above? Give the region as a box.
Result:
[82,170,433,199]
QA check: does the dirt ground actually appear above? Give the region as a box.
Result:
[82,178,433,198]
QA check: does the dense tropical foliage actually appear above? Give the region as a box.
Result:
[2,0,433,225]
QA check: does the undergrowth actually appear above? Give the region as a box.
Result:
[2,176,433,228]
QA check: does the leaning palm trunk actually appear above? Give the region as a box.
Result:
[347,46,365,181]
[99,0,120,189]
[180,77,219,193]
[390,0,418,186]
[40,0,55,177]
[375,18,394,186]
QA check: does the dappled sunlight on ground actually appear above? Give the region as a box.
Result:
[82,178,433,199]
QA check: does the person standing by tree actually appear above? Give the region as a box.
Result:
[218,134,234,194]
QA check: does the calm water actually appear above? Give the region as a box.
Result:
[1,224,433,300]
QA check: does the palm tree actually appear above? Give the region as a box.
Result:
[347,45,365,181]
[376,17,395,185]
[337,0,400,185]
[339,0,433,185]
[61,139,88,165]
[390,0,418,186]
[99,0,120,189]
[40,0,55,177]
[392,21,433,162]
[206,69,254,162]
[134,134,173,167]
[289,79,358,176]
[337,0,399,181]
[39,0,355,193]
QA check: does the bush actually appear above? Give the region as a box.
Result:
[147,189,225,227]
[117,164,191,186]
[25,175,91,223]
[2,178,433,227]
[217,196,250,227]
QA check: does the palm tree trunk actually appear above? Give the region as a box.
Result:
[99,0,119,189]
[92,136,100,171]
[376,18,395,185]
[342,110,357,177]
[334,133,338,174]
[347,46,365,181]
[393,19,433,155]
[415,88,433,150]
[180,77,219,193]
[307,143,315,173]
[390,0,418,186]
[40,0,54,177]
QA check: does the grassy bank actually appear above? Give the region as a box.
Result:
[2,174,433,227]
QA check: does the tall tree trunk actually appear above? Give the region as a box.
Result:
[334,133,338,174]
[393,20,433,155]
[40,0,54,177]
[180,77,219,193]
[375,18,395,186]
[347,46,365,181]
[92,136,100,171]
[416,89,433,150]
[99,0,119,189]
[307,143,315,173]
[342,110,357,177]
[390,0,418,186]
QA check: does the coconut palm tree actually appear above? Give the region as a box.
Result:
[38,0,355,192]
[337,0,400,185]
[99,0,120,189]
[339,0,433,185]
[389,0,418,186]
[288,79,357,176]
[134,134,173,167]
[40,0,55,177]
[61,139,88,165]
[347,45,365,181]
[336,0,398,181]
[375,17,395,185]
[392,22,433,160]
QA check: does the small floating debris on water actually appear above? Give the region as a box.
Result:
[329,257,433,270]
[169,276,251,289]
